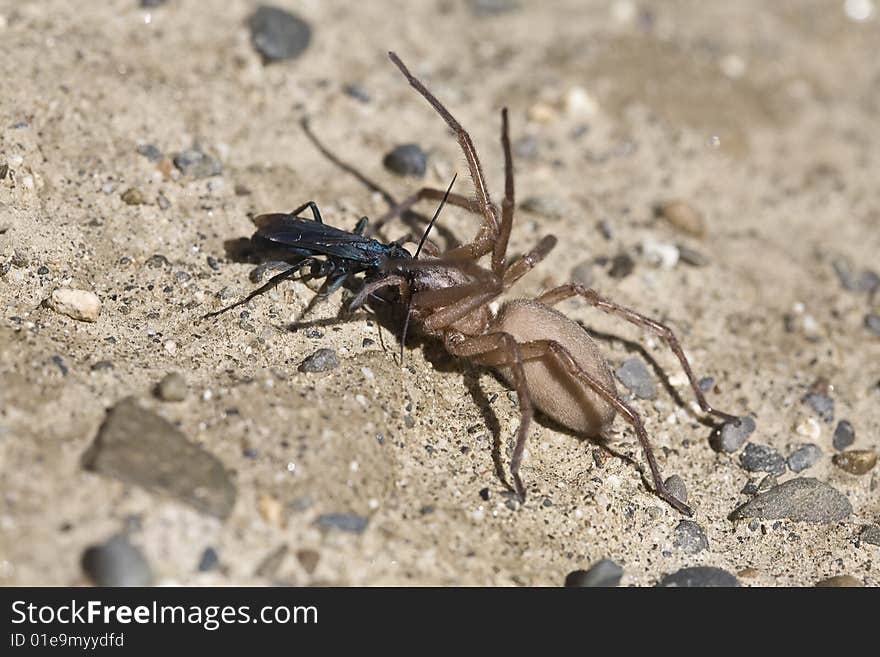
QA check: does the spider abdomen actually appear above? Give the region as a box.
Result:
[489,300,616,437]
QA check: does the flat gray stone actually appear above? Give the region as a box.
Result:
[729,477,851,523]
[82,535,153,587]
[615,357,656,400]
[657,567,739,587]
[82,398,236,519]
[564,559,623,587]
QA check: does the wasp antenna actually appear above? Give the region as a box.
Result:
[415,173,457,259]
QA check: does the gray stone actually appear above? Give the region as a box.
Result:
[866,313,880,336]
[564,559,623,587]
[815,575,862,587]
[173,148,222,178]
[859,524,880,546]
[657,567,739,587]
[298,348,339,373]
[254,544,288,578]
[382,144,427,177]
[729,478,852,523]
[832,420,855,451]
[248,6,312,62]
[615,358,656,400]
[787,443,822,473]
[739,442,786,474]
[82,398,236,519]
[314,513,368,533]
[673,520,709,554]
[82,535,153,586]
[663,474,688,505]
[198,547,219,572]
[570,260,594,287]
[608,252,635,279]
[803,392,834,423]
[136,143,162,161]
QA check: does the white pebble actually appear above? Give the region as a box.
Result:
[47,288,101,322]
[563,86,599,118]
[20,174,35,190]
[641,238,680,268]
[720,54,747,79]
[795,416,821,440]
[8,154,23,167]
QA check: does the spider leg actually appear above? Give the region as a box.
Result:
[536,284,738,424]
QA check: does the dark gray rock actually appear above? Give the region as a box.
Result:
[739,442,786,474]
[173,148,222,178]
[82,398,236,519]
[678,245,710,267]
[298,348,339,373]
[248,6,312,62]
[831,258,880,295]
[832,420,855,451]
[709,416,755,452]
[663,474,688,505]
[136,143,162,161]
[803,392,834,423]
[657,567,739,587]
[314,513,368,533]
[343,83,370,103]
[859,524,880,546]
[570,259,594,287]
[82,535,153,586]
[787,443,822,473]
[383,144,427,177]
[198,547,219,572]
[608,252,635,279]
[673,520,709,554]
[564,559,623,587]
[615,358,656,400]
[729,477,852,523]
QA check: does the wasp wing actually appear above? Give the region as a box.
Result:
[253,213,385,263]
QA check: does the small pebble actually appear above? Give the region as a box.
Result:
[120,187,146,205]
[470,0,519,15]
[298,348,339,373]
[657,567,739,587]
[296,549,320,575]
[146,254,170,268]
[37,265,50,275]
[91,360,114,371]
[564,559,623,587]
[248,5,312,62]
[803,392,834,423]
[673,520,709,554]
[831,258,880,295]
[815,575,862,587]
[479,487,490,501]
[832,420,855,451]
[314,513,368,533]
[729,477,852,523]
[795,416,821,440]
[864,313,880,336]
[47,288,101,322]
[640,238,679,268]
[206,256,219,271]
[832,450,877,475]
[570,260,594,287]
[698,376,715,393]
[157,192,171,210]
[343,83,370,103]
[859,524,880,546]
[254,544,288,579]
[136,143,163,161]
[663,474,688,505]
[656,200,705,237]
[608,252,635,279]
[615,358,656,400]
[739,443,786,475]
[82,535,153,586]
[521,196,569,220]
[563,86,599,118]
[787,443,822,473]
[173,148,222,178]
[678,245,710,267]
[258,495,283,527]
[140,0,168,7]
[383,144,427,177]
[155,372,186,401]
[198,547,219,572]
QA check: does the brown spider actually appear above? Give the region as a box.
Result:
[349,52,740,516]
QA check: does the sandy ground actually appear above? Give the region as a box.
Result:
[1,0,879,587]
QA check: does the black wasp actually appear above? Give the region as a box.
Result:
[203,177,455,323]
